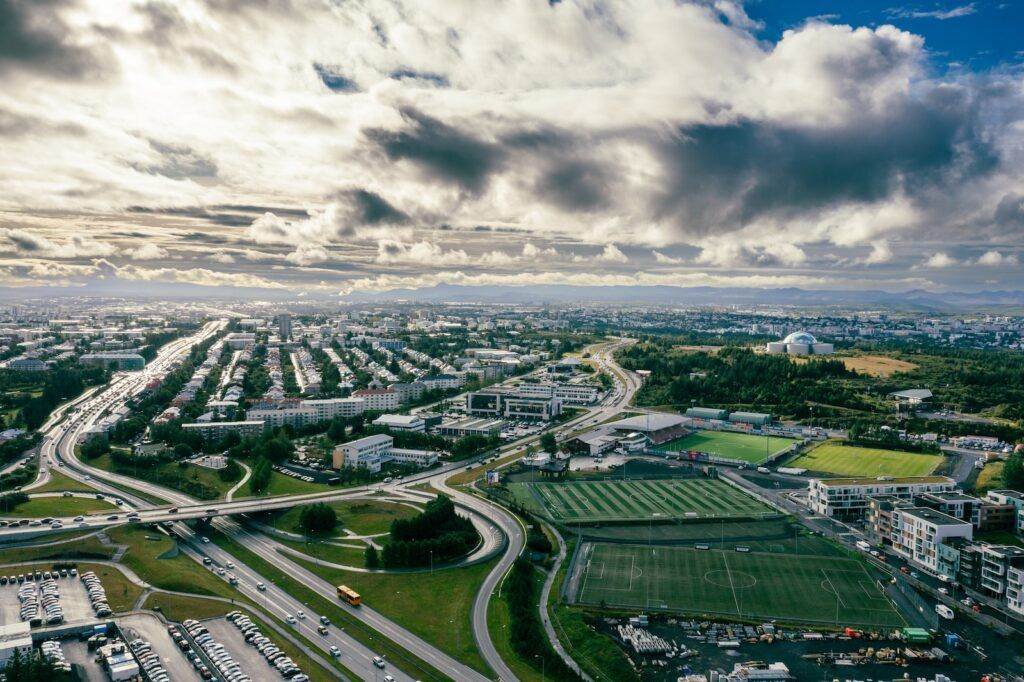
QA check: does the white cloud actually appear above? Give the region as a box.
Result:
[375,239,469,265]
[285,243,330,266]
[976,250,1018,266]
[863,240,894,265]
[597,244,628,263]
[922,252,957,268]
[128,243,168,260]
[0,229,116,259]
[210,251,235,264]
[652,250,682,264]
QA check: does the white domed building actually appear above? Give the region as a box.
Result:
[766,331,834,356]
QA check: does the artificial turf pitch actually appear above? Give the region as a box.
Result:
[514,478,774,523]
[576,542,906,628]
[786,442,941,477]
[654,430,798,464]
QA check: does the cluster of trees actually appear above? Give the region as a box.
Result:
[1,648,70,681]
[504,557,576,681]
[381,495,478,568]
[80,435,111,459]
[451,433,501,460]
[1003,453,1024,491]
[92,441,239,501]
[248,457,273,494]
[618,342,862,416]
[298,503,338,535]
[0,491,29,513]
[0,433,41,492]
[8,366,108,430]
[846,423,941,454]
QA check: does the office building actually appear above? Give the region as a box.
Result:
[333,434,437,473]
[466,389,562,421]
[372,414,426,432]
[438,417,504,438]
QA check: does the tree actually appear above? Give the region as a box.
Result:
[173,442,194,459]
[365,545,380,569]
[218,457,243,483]
[2,647,66,682]
[540,432,558,455]
[80,435,110,459]
[299,503,338,536]
[1003,452,1024,490]
[248,457,272,494]
[327,418,347,443]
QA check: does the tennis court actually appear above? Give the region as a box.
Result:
[510,477,773,523]
[655,430,798,464]
[576,542,905,628]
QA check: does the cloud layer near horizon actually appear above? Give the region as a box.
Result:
[0,0,1022,294]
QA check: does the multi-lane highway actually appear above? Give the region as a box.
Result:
[5,331,641,682]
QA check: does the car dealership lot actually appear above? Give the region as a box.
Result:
[0,569,95,626]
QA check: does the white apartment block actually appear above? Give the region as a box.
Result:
[351,388,400,411]
[246,397,365,429]
[181,421,265,439]
[890,507,972,573]
[807,476,956,520]
[388,448,438,467]
[1006,564,1024,615]
[421,374,464,391]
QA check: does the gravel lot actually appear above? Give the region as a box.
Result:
[0,571,95,626]
[119,612,203,681]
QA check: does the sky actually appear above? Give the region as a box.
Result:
[0,0,1022,297]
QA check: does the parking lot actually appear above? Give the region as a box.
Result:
[120,612,203,681]
[0,568,95,626]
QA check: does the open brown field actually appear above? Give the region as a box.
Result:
[840,355,918,377]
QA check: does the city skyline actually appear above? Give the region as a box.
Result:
[1,0,1023,297]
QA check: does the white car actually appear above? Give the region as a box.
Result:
[296,611,305,619]
[286,615,297,624]
[329,646,340,657]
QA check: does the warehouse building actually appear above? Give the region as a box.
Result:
[438,417,504,438]
[684,406,728,421]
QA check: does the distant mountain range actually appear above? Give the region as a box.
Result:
[343,283,1024,311]
[5,280,1024,311]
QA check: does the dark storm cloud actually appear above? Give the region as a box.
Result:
[994,194,1024,231]
[364,107,505,195]
[0,0,111,79]
[389,69,450,87]
[533,158,612,212]
[650,88,997,234]
[313,63,359,92]
[128,204,308,227]
[332,189,409,225]
[131,140,219,180]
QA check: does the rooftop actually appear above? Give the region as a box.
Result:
[608,413,687,432]
[817,475,954,487]
[900,506,969,526]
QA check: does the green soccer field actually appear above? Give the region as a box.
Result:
[509,478,774,523]
[654,430,799,464]
[787,442,941,477]
[576,543,906,628]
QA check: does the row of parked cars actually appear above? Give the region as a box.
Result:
[40,640,71,673]
[129,637,171,682]
[182,618,252,682]
[19,578,63,626]
[0,567,76,586]
[80,570,113,618]
[226,611,310,681]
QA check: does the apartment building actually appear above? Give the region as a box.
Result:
[351,387,399,411]
[246,397,365,428]
[181,421,266,440]
[807,476,956,520]
[987,490,1024,532]
[890,507,973,573]
[420,374,464,391]
[979,544,1024,602]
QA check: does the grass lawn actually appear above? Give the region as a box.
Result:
[973,461,1004,493]
[488,570,546,682]
[270,499,418,537]
[576,542,905,629]
[787,441,941,478]
[838,354,918,377]
[976,530,1024,549]
[655,430,798,464]
[293,554,497,677]
[106,525,240,599]
[207,530,449,682]
[278,538,369,568]
[30,469,98,494]
[0,533,115,564]
[509,477,773,524]
[2,496,118,518]
[90,453,237,500]
[251,470,335,497]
